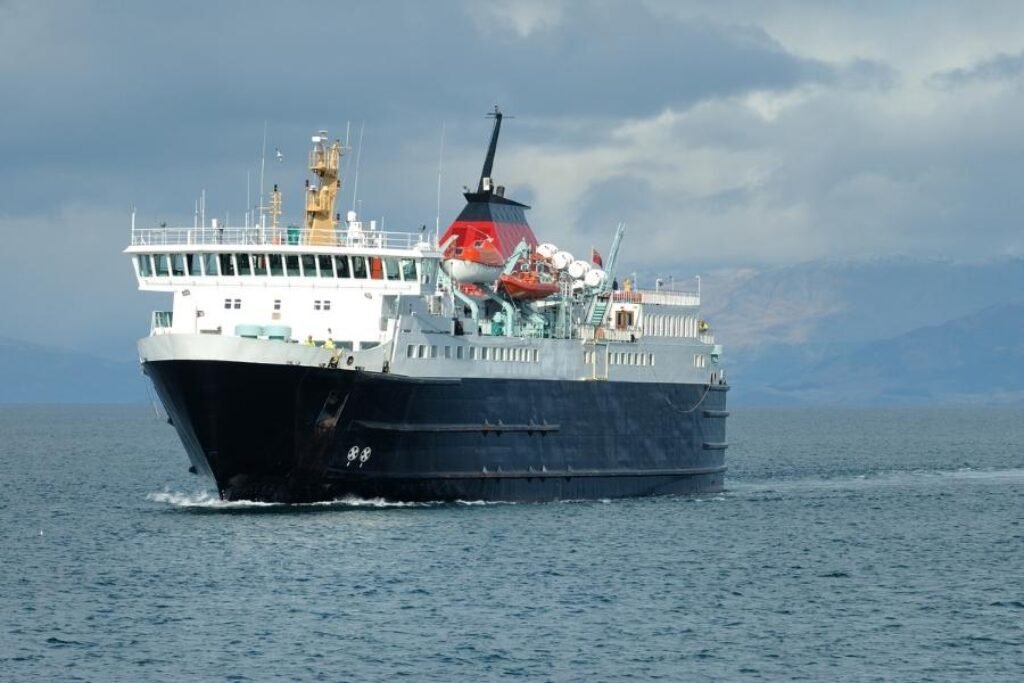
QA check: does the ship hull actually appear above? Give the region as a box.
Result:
[144,359,728,503]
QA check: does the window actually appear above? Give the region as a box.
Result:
[203,253,219,276]
[351,256,368,278]
[224,299,232,309]
[400,258,417,281]
[430,345,438,359]
[314,300,322,311]
[236,254,252,276]
[456,346,464,360]
[407,344,415,358]
[532,349,539,363]
[268,254,283,276]
[136,255,152,277]
[383,257,400,281]
[335,256,350,278]
[481,348,489,360]
[154,254,170,276]
[186,253,201,276]
[322,300,331,311]
[171,253,186,276]
[285,255,300,277]
[234,299,241,309]
[251,254,268,276]
[650,354,655,366]
[470,347,478,360]
[368,257,384,280]
[444,346,451,359]
[219,253,236,276]
[418,344,427,359]
[318,255,334,277]
[273,299,281,311]
[301,254,317,277]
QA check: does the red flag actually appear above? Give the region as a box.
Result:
[591,247,603,267]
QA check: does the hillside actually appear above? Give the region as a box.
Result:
[0,337,144,404]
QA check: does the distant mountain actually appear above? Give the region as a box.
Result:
[0,337,145,404]
[699,256,1024,349]
[678,256,1024,405]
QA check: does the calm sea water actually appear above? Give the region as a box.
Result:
[1,405,1022,682]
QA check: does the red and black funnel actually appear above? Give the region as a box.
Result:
[440,107,538,259]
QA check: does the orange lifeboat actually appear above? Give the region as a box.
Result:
[441,239,504,284]
[498,270,559,300]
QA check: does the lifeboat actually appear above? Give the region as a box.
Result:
[498,271,560,300]
[441,239,504,284]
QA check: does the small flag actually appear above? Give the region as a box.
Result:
[591,248,603,267]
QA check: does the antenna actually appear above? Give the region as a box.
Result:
[478,105,511,193]
[258,121,267,227]
[350,122,365,213]
[245,169,251,228]
[435,121,446,235]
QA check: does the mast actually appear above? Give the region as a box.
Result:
[305,130,343,245]
[477,106,504,193]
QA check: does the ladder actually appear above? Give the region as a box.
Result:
[589,298,609,326]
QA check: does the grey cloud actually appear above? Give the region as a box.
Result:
[929,51,1024,88]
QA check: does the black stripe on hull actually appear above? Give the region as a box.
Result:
[143,360,728,503]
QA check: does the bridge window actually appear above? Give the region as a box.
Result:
[268,255,283,276]
[351,256,368,279]
[334,256,350,278]
[318,255,334,277]
[154,254,170,276]
[171,254,186,276]
[136,255,152,277]
[383,257,400,281]
[301,254,317,277]
[219,253,236,276]
[251,254,268,276]
[369,257,384,280]
[400,258,417,281]
[236,254,252,276]
[203,253,219,276]
[285,255,300,277]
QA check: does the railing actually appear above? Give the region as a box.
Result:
[610,289,700,307]
[130,225,435,251]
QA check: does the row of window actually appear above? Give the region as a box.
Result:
[222,298,332,311]
[137,253,419,281]
[584,350,657,366]
[643,314,702,338]
[406,344,540,363]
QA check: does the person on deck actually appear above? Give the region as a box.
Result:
[303,335,315,346]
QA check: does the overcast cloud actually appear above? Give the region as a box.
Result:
[2,0,1024,355]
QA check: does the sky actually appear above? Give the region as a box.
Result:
[2,0,1024,357]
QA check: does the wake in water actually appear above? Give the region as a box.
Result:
[730,466,1024,496]
[146,490,515,510]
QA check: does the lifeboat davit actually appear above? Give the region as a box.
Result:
[441,239,504,284]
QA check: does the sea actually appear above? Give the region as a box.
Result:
[1,405,1021,682]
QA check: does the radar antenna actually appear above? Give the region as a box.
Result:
[478,105,513,193]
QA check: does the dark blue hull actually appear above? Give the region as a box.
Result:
[144,360,728,503]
